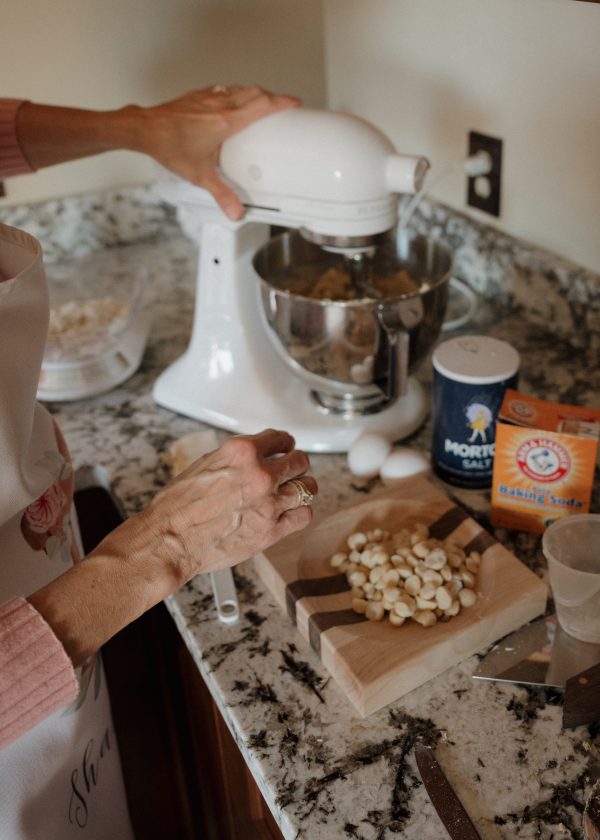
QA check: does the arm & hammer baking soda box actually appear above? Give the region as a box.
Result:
[491,390,600,534]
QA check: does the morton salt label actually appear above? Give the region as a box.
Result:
[431,336,520,488]
[491,389,600,534]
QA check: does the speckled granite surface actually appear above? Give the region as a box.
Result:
[2,186,599,839]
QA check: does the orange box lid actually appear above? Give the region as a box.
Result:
[498,389,600,439]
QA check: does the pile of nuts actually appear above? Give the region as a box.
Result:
[330,521,481,628]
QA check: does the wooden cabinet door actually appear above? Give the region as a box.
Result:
[103,603,285,840]
[175,634,285,840]
[76,486,284,840]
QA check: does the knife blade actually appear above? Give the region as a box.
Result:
[415,744,482,840]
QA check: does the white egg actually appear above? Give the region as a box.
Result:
[380,447,430,484]
[347,432,392,478]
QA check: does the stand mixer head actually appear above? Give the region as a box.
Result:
[153,108,449,453]
[218,108,429,250]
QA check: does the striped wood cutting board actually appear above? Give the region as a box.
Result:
[254,476,548,716]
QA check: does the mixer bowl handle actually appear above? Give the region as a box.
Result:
[374,296,425,404]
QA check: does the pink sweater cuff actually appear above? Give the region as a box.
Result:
[0,99,35,177]
[0,596,79,749]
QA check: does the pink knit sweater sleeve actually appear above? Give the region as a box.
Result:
[0,596,79,749]
[0,99,34,177]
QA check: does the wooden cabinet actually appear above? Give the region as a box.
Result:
[172,612,284,840]
[76,487,283,840]
[103,603,284,840]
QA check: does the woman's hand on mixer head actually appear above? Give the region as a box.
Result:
[29,429,316,667]
[132,86,300,219]
[15,86,300,220]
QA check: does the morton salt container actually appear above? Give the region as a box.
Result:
[431,335,520,488]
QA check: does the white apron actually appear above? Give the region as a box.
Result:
[0,223,133,839]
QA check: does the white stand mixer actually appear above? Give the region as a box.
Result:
[153,108,431,453]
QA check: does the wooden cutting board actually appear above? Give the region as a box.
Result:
[255,476,548,716]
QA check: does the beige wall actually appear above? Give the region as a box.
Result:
[1,0,325,206]
[324,0,600,273]
[5,0,599,274]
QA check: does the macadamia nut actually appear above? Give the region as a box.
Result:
[330,521,481,630]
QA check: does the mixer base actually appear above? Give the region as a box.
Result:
[153,356,428,453]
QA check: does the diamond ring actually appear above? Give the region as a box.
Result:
[287,478,314,507]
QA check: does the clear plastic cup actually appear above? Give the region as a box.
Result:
[542,514,600,644]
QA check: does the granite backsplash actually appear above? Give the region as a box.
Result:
[1,184,598,360]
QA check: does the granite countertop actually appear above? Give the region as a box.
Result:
[43,229,600,840]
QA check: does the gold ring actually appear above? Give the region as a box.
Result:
[211,85,229,94]
[288,478,314,507]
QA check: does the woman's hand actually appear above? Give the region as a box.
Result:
[106,428,317,589]
[29,429,316,666]
[132,85,300,219]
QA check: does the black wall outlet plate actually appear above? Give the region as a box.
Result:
[467,131,503,217]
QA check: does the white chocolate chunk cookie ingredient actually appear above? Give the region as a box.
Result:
[330,523,481,628]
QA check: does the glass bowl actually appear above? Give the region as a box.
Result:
[37,249,151,401]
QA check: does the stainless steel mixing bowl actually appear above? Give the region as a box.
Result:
[253,230,453,414]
